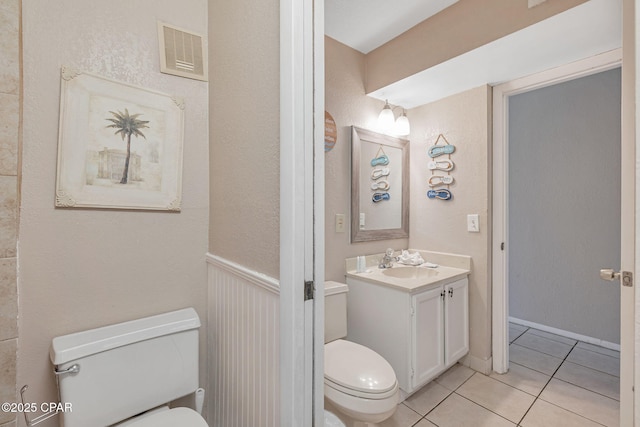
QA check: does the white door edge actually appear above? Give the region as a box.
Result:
[491,48,623,371]
[313,0,326,425]
[279,0,316,424]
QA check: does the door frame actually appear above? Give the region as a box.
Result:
[491,48,633,419]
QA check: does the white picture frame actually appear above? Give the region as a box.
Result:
[55,66,185,211]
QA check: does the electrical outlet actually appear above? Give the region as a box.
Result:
[467,214,480,233]
[335,214,345,233]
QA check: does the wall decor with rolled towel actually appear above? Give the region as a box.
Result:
[427,134,455,201]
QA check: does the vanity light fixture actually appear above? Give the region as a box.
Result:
[377,100,396,132]
[377,100,411,136]
[395,110,410,136]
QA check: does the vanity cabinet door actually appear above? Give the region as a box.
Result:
[444,278,469,367]
[411,287,444,390]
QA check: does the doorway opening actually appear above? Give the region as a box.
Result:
[492,50,624,425]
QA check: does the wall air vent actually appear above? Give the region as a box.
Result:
[158,22,208,81]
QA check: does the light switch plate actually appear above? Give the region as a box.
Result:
[467,214,480,232]
[359,213,365,230]
[335,214,345,233]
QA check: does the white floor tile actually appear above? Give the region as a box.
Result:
[555,361,620,401]
[509,325,526,343]
[385,340,621,427]
[426,393,516,427]
[404,380,451,416]
[514,332,573,359]
[489,362,550,396]
[527,328,577,346]
[509,344,563,376]
[456,373,535,423]
[576,341,620,359]
[434,363,475,391]
[509,322,528,333]
[520,399,606,427]
[539,378,619,427]
[566,347,620,377]
[377,403,422,427]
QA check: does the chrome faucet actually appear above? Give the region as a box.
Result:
[379,248,395,269]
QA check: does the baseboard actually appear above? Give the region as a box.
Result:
[509,316,620,351]
[461,353,493,375]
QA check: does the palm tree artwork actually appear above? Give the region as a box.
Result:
[105,108,150,184]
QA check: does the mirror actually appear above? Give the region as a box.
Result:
[351,126,409,242]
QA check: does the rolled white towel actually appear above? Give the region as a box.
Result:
[397,250,425,266]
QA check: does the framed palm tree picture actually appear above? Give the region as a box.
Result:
[55,66,185,211]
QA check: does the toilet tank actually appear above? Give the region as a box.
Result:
[50,308,201,427]
[324,281,348,343]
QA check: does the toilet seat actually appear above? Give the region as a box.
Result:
[324,339,398,399]
[121,407,208,427]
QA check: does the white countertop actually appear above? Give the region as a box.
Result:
[345,250,471,293]
[345,264,470,293]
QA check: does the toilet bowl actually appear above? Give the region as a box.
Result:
[115,407,208,426]
[324,408,346,427]
[325,339,399,423]
[324,281,399,425]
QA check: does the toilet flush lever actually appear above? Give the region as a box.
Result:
[54,364,80,376]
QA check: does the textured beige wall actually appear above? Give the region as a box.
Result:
[208,0,280,279]
[365,0,589,93]
[408,86,492,365]
[326,38,492,363]
[19,1,209,425]
[0,0,19,425]
[324,37,409,282]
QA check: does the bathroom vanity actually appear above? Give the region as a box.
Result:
[345,251,470,398]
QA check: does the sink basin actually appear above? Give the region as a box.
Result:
[382,266,439,279]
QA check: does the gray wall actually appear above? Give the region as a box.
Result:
[509,68,621,344]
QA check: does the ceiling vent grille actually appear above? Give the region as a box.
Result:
[158,22,207,81]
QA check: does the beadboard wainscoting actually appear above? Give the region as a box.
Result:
[206,254,280,427]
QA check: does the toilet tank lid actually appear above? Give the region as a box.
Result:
[324,281,348,296]
[50,308,200,365]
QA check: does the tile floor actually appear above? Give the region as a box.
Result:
[379,323,620,427]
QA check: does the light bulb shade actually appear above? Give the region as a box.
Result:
[394,113,410,136]
[377,103,395,132]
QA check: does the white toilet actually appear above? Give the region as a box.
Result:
[324,281,400,426]
[50,308,208,427]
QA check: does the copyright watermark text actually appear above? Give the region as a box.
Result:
[1,402,72,413]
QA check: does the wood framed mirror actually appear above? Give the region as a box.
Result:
[351,126,409,242]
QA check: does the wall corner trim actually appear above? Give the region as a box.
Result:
[206,253,280,295]
[462,353,493,376]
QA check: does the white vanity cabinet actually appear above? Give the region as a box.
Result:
[346,275,469,396]
[411,278,469,390]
